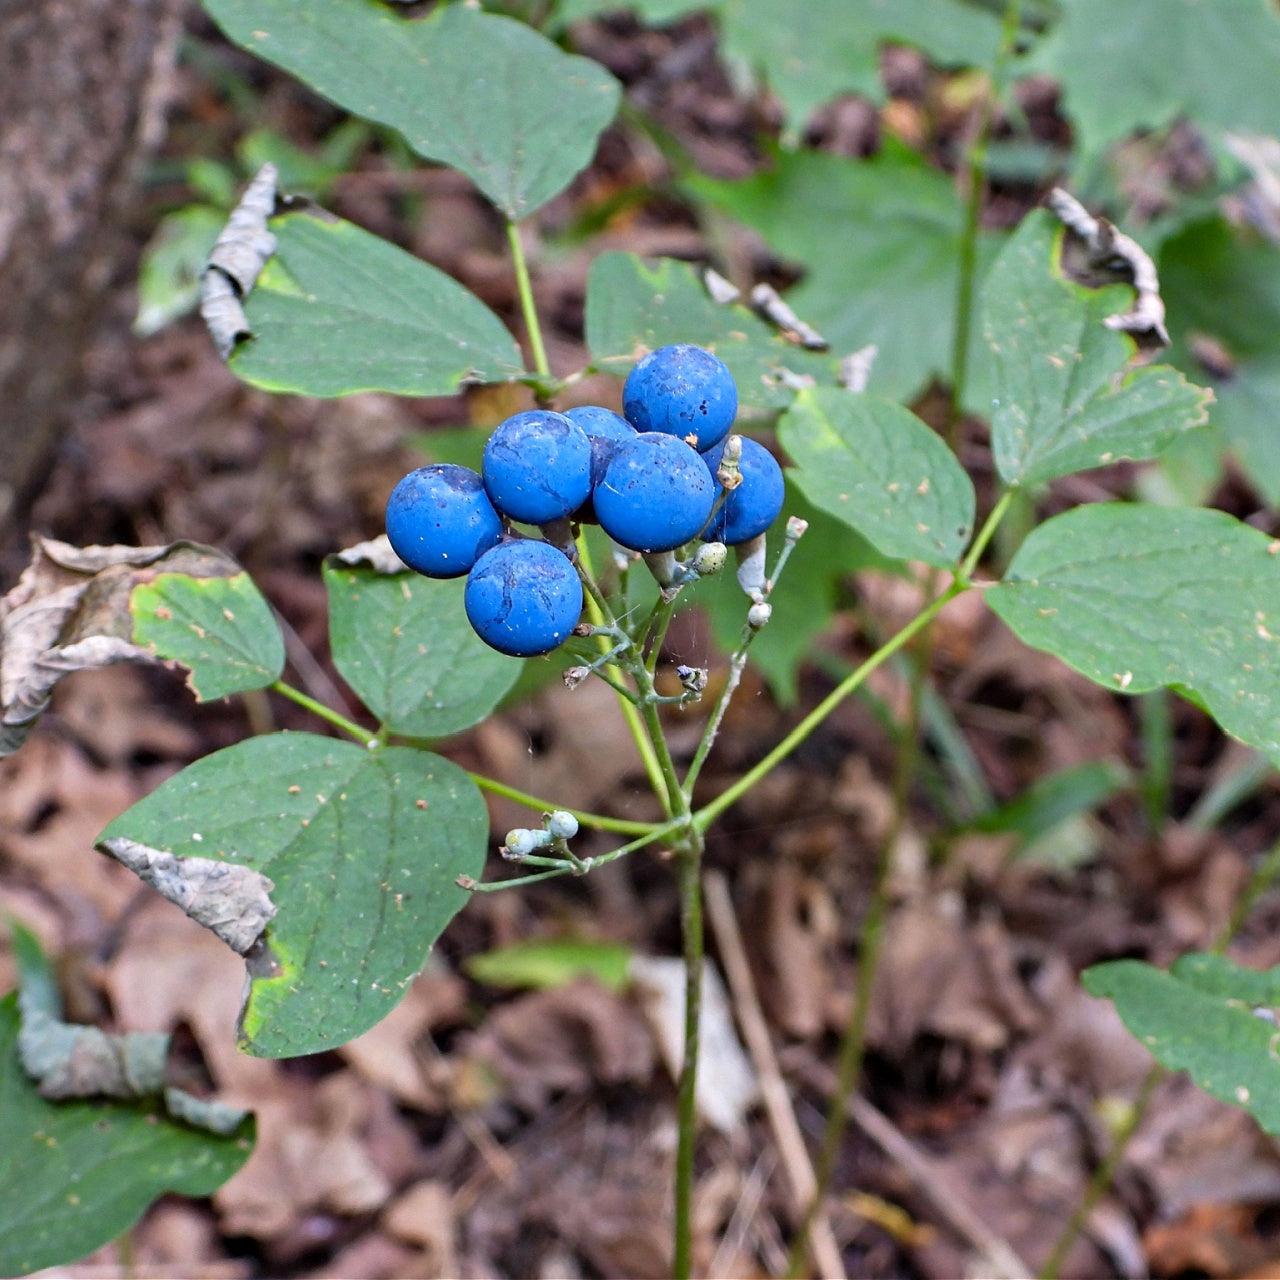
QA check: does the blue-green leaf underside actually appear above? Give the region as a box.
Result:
[982,212,1211,487]
[989,503,1280,767]
[779,387,975,567]
[232,210,525,396]
[203,0,621,219]
[98,732,487,1057]
[1084,954,1280,1134]
[0,995,253,1277]
[325,564,520,738]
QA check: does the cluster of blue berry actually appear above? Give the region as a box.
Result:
[385,344,785,657]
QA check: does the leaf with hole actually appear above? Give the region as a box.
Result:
[98,732,488,1057]
[778,387,975,567]
[989,503,1280,768]
[203,0,620,219]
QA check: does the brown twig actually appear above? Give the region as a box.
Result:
[703,870,847,1280]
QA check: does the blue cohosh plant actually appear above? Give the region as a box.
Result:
[6,2,1280,1277]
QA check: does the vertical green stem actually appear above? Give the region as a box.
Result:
[672,836,705,1280]
[506,218,550,380]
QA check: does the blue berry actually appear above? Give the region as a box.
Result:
[482,410,593,525]
[385,464,504,579]
[701,436,786,545]
[594,432,717,553]
[564,405,637,484]
[623,344,738,451]
[464,539,584,657]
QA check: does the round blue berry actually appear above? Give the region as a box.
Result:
[464,539,584,657]
[623,344,738,451]
[482,410,593,525]
[701,436,786,545]
[564,405,637,484]
[385,464,504,579]
[594,432,717,553]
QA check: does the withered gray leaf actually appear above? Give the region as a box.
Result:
[163,1087,251,1136]
[18,1009,169,1100]
[331,534,409,575]
[100,836,276,955]
[201,163,279,359]
[0,535,246,757]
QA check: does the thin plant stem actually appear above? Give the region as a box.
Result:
[693,583,964,833]
[271,680,376,746]
[672,836,705,1280]
[467,774,655,834]
[959,487,1014,582]
[506,219,550,380]
[578,538,668,796]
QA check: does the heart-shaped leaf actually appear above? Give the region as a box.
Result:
[232,209,525,395]
[203,0,620,219]
[778,387,975,567]
[584,251,839,412]
[132,571,285,701]
[1085,953,1280,1134]
[0,993,253,1277]
[989,503,1280,767]
[325,561,519,739]
[98,732,488,1057]
[982,212,1211,487]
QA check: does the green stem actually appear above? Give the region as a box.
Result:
[961,487,1014,583]
[507,219,550,380]
[948,0,1022,437]
[578,540,669,797]
[467,773,656,835]
[672,837,705,1280]
[271,680,376,746]
[693,584,963,833]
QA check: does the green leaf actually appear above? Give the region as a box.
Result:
[232,209,525,396]
[1084,954,1280,1134]
[135,205,226,336]
[778,387,975,567]
[975,759,1129,844]
[465,938,633,992]
[0,994,253,1277]
[98,732,487,1057]
[988,503,1280,768]
[689,143,1004,400]
[584,251,840,411]
[1031,0,1280,165]
[324,563,519,738]
[982,212,1211,487]
[202,0,620,219]
[132,572,285,701]
[1160,216,1280,506]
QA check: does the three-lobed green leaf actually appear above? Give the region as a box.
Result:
[132,571,285,701]
[584,251,839,411]
[233,210,525,396]
[325,563,519,739]
[99,732,488,1058]
[981,212,1211,487]
[1085,954,1280,1134]
[779,387,975,568]
[989,503,1280,768]
[202,0,620,219]
[0,995,253,1276]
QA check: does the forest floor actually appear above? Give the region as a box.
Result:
[4,8,1280,1279]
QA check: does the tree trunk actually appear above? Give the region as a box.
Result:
[0,0,183,565]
